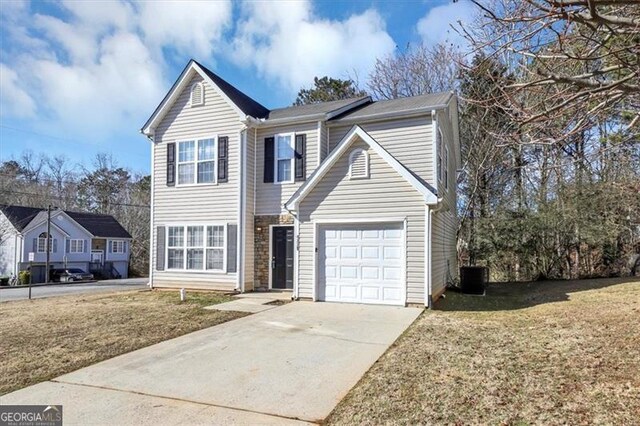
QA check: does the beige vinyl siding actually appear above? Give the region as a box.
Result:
[328,116,435,187]
[297,138,426,304]
[151,73,243,290]
[319,121,328,163]
[431,107,458,297]
[243,129,256,290]
[255,122,318,215]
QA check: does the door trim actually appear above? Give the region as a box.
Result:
[313,218,408,305]
[268,224,295,290]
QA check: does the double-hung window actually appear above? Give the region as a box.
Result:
[37,232,52,253]
[112,240,125,254]
[69,239,84,253]
[177,138,216,185]
[275,133,294,183]
[167,225,225,271]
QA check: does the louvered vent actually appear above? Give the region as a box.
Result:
[349,148,369,179]
[190,82,204,106]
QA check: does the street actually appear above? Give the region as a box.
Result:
[0,278,149,302]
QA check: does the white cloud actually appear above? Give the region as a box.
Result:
[136,1,232,58]
[231,0,395,92]
[417,0,476,50]
[0,63,36,118]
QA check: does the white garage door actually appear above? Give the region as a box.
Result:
[318,222,404,305]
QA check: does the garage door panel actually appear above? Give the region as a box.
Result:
[319,222,404,306]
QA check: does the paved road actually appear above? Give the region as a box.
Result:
[2,302,421,424]
[0,278,149,302]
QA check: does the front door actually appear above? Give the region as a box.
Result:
[271,226,294,289]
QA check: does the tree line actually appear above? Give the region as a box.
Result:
[0,152,150,276]
[295,0,640,281]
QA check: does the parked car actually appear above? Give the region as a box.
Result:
[51,268,94,283]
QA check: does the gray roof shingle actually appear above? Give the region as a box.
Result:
[0,205,131,238]
[64,211,132,238]
[0,205,42,231]
[265,96,370,121]
[331,92,453,122]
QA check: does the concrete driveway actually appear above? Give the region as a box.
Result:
[2,301,421,424]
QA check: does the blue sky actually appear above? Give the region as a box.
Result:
[0,0,474,175]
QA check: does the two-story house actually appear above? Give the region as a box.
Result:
[142,60,459,307]
[0,205,132,282]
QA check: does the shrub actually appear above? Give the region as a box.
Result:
[18,271,30,285]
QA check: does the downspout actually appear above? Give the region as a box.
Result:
[145,131,155,289]
[426,198,444,309]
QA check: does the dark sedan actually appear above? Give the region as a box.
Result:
[51,268,95,283]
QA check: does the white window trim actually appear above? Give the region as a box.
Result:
[190,82,204,107]
[111,240,125,254]
[69,239,85,253]
[37,233,53,253]
[176,137,217,187]
[274,132,295,184]
[165,223,227,273]
[348,148,369,180]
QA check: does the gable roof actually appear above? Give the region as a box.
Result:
[331,92,453,123]
[141,59,269,135]
[64,211,132,239]
[0,205,42,231]
[285,125,438,211]
[263,96,371,123]
[194,60,269,119]
[0,205,131,238]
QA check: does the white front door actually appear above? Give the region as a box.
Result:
[318,222,404,305]
[91,250,103,264]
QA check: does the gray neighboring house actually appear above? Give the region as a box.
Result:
[142,59,460,307]
[0,205,132,282]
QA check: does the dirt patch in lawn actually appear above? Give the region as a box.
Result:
[0,290,247,395]
[327,277,640,425]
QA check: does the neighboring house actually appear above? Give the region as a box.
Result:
[0,205,132,282]
[141,59,460,307]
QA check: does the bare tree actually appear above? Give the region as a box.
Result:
[368,43,463,99]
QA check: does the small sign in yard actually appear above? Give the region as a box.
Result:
[28,252,35,262]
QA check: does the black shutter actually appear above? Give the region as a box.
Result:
[295,134,306,181]
[226,224,237,273]
[156,226,165,271]
[166,143,176,186]
[264,137,274,183]
[218,136,228,183]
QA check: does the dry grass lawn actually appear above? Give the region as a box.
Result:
[327,277,640,425]
[0,290,246,395]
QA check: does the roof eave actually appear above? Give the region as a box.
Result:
[327,104,448,126]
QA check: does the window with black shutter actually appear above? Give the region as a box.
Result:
[166,143,176,186]
[264,137,275,183]
[295,134,306,181]
[218,136,228,183]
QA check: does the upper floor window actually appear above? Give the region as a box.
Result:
[190,82,204,107]
[37,232,53,253]
[177,138,216,185]
[275,133,295,183]
[348,148,369,179]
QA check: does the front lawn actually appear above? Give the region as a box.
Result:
[0,290,246,395]
[327,277,640,425]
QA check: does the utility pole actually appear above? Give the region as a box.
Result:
[45,204,51,283]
